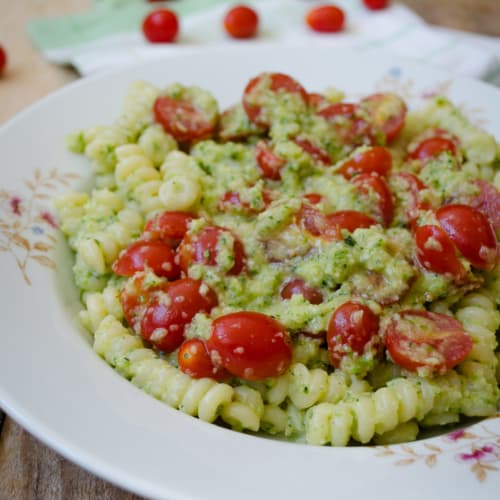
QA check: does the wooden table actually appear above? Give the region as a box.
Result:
[1,1,499,498]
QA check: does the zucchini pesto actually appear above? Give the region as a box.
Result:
[57,72,500,446]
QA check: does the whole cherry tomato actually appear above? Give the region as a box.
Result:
[363,0,389,10]
[178,338,229,381]
[112,240,180,279]
[255,141,286,180]
[281,278,323,304]
[143,211,196,247]
[142,9,179,43]
[0,45,7,75]
[337,146,392,179]
[178,225,247,275]
[352,173,394,227]
[327,301,380,368]
[305,5,345,33]
[140,278,218,353]
[436,204,498,271]
[384,310,472,375]
[223,4,259,39]
[207,311,292,380]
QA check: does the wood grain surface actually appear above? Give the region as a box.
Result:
[1,1,499,498]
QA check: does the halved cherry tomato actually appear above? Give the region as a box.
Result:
[0,45,7,75]
[178,225,246,275]
[303,193,323,204]
[223,4,259,39]
[384,310,473,374]
[408,129,459,163]
[414,224,466,279]
[436,204,498,271]
[363,0,389,10]
[318,102,357,120]
[293,137,332,165]
[143,211,196,247]
[325,210,377,233]
[242,72,308,127]
[140,278,218,353]
[178,338,229,381]
[392,172,430,222]
[296,203,334,238]
[154,96,215,143]
[360,93,407,143]
[307,92,330,112]
[207,311,292,380]
[142,9,179,43]
[218,188,271,214]
[255,141,286,180]
[305,5,345,33]
[337,146,392,179]
[470,180,500,231]
[352,173,394,226]
[327,301,380,368]
[281,278,323,304]
[112,240,180,279]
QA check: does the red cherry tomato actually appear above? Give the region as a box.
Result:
[307,92,331,112]
[112,240,180,279]
[140,278,218,353]
[143,211,196,247]
[303,193,323,204]
[306,5,345,33]
[409,136,458,163]
[255,141,286,180]
[352,173,394,226]
[436,204,498,271]
[318,102,357,120]
[363,0,389,10]
[327,301,380,368]
[142,9,179,43]
[414,224,466,279]
[218,188,271,214]
[223,4,259,39]
[0,45,7,74]
[242,72,308,127]
[360,93,407,143]
[178,225,247,275]
[178,338,229,381]
[281,278,323,304]
[392,172,430,222]
[325,210,377,233]
[470,180,500,231]
[293,137,332,165]
[207,311,292,380]
[337,147,392,179]
[297,203,338,239]
[384,310,473,374]
[154,96,215,143]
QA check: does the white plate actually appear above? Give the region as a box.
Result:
[0,46,499,500]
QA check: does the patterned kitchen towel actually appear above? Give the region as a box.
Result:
[28,0,500,84]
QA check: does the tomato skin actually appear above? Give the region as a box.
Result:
[178,338,229,381]
[360,93,407,143]
[436,204,498,271]
[384,310,473,374]
[218,188,271,214]
[363,0,389,10]
[325,210,377,233]
[470,180,500,231]
[327,301,380,368]
[0,45,7,74]
[352,173,394,226]
[153,96,214,143]
[318,102,357,119]
[281,278,323,304]
[112,240,181,279]
[223,5,259,39]
[293,137,331,165]
[255,141,285,180]
[242,72,308,127]
[207,312,292,380]
[337,146,392,179]
[306,5,345,33]
[140,278,218,353]
[297,203,339,240]
[392,172,430,222]
[409,137,457,163]
[178,225,246,275]
[303,193,323,205]
[143,211,196,247]
[414,224,467,279]
[142,9,179,43]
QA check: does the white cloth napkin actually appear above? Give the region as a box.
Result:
[30,1,500,84]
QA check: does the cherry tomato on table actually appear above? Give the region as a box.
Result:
[140,278,218,353]
[384,310,473,375]
[142,9,179,43]
[327,301,380,368]
[337,146,392,179]
[178,338,229,381]
[0,45,7,75]
[112,240,181,279]
[223,4,259,39]
[305,5,345,33]
[281,278,323,304]
[207,311,292,380]
[352,173,394,227]
[436,204,498,271]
